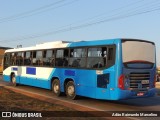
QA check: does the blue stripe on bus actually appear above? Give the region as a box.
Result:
[64,70,75,76]
[12,67,18,71]
[26,67,36,75]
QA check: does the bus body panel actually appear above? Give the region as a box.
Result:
[74,69,96,98]
[94,66,115,99]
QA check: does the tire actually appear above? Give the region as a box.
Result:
[11,74,17,87]
[66,81,77,100]
[52,79,61,96]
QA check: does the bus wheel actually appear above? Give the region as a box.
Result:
[66,81,77,100]
[52,79,61,96]
[11,74,17,87]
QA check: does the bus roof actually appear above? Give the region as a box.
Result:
[5,41,73,53]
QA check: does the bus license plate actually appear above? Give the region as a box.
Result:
[141,80,149,84]
[137,92,144,96]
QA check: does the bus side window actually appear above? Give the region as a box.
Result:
[32,51,36,65]
[36,51,43,66]
[108,48,113,60]
[102,47,107,66]
[44,50,54,66]
[56,49,63,67]
[69,48,86,68]
[56,49,69,67]
[106,45,116,68]
[16,52,23,66]
[87,47,105,68]
[24,51,31,65]
[10,53,14,65]
[63,49,69,67]
[11,53,16,65]
[43,50,47,66]
[51,50,55,66]
[4,53,10,69]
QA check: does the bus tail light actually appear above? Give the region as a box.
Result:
[118,74,125,90]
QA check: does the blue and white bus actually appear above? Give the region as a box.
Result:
[3,38,156,100]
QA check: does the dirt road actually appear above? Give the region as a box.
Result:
[0,86,73,111]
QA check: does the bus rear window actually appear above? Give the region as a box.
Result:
[122,41,155,69]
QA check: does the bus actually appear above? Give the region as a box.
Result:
[3,38,156,100]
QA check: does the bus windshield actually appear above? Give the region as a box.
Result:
[122,40,155,68]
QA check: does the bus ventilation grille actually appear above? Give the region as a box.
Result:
[129,72,150,89]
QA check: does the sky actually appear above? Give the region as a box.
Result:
[0,0,160,65]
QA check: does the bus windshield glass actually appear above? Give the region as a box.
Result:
[122,40,155,68]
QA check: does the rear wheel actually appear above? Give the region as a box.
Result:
[11,74,17,87]
[52,79,61,96]
[66,81,77,100]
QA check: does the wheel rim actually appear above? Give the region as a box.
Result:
[67,85,74,96]
[53,83,59,93]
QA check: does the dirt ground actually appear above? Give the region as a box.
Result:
[0,86,106,120]
[0,86,74,111]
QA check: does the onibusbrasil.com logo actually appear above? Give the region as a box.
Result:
[1,112,42,118]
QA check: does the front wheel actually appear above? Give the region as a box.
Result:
[11,74,17,87]
[52,79,61,96]
[66,81,77,100]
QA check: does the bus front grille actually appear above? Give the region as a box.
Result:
[129,72,150,89]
